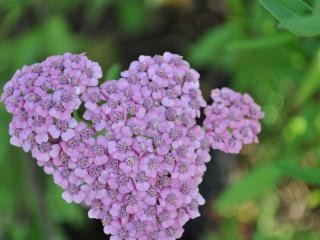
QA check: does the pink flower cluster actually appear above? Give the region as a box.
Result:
[81,52,210,239]
[1,52,210,240]
[1,53,101,162]
[204,88,264,153]
[1,52,263,240]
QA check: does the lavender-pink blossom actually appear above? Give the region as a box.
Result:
[1,52,264,240]
[80,52,208,239]
[204,87,264,153]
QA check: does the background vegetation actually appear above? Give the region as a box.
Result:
[1,0,320,239]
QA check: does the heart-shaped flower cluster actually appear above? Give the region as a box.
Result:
[1,52,263,240]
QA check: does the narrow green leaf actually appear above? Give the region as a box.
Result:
[280,14,320,36]
[259,0,304,22]
[295,48,320,106]
[259,0,320,36]
[277,162,320,185]
[105,63,121,81]
[215,163,283,212]
[259,0,312,18]
[188,23,241,66]
[227,33,296,51]
[276,0,313,14]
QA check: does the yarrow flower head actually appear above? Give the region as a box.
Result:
[1,52,263,240]
[204,87,264,153]
[81,52,208,239]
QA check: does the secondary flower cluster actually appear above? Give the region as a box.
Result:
[204,88,264,153]
[1,53,101,160]
[1,52,263,240]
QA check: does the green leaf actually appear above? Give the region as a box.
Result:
[295,48,320,106]
[227,33,296,51]
[215,163,283,212]
[105,63,121,81]
[259,0,310,21]
[259,0,320,36]
[280,14,320,36]
[188,23,241,67]
[277,162,320,185]
[276,0,313,14]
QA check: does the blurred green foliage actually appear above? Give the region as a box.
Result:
[259,0,320,36]
[1,0,320,240]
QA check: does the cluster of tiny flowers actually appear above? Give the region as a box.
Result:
[1,52,210,240]
[0,53,101,162]
[81,52,209,239]
[204,88,264,154]
[1,52,263,240]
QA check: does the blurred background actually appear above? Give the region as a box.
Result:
[1,0,320,239]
